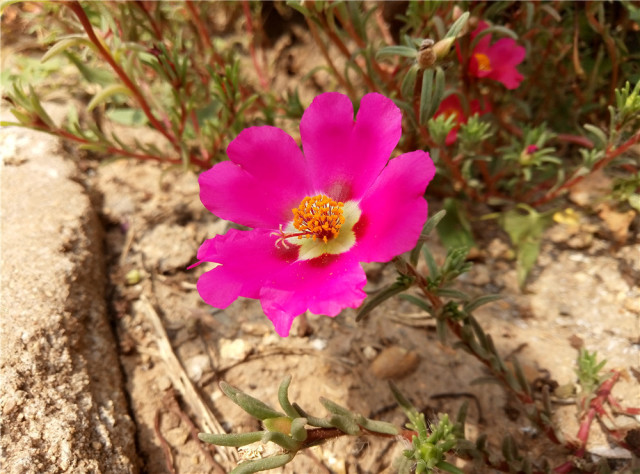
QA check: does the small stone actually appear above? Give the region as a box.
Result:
[310,338,327,351]
[92,442,102,450]
[241,322,270,336]
[362,346,377,361]
[624,297,640,314]
[370,346,420,380]
[469,264,491,286]
[219,338,251,361]
[156,375,172,391]
[165,427,189,446]
[487,238,511,259]
[185,354,211,383]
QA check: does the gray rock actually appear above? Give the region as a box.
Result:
[0,125,138,473]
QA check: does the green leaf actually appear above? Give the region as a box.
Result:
[430,67,445,117]
[401,64,419,100]
[435,288,467,299]
[220,382,286,420]
[375,45,418,60]
[444,12,470,39]
[389,381,417,414]
[236,393,286,421]
[41,36,96,63]
[64,52,115,86]
[320,397,355,419]
[583,123,608,147]
[419,69,434,125]
[464,294,501,313]
[436,460,465,474]
[399,294,433,314]
[499,205,554,287]
[261,431,301,451]
[292,403,333,428]
[290,417,308,442]
[328,414,361,435]
[423,209,447,236]
[436,198,475,250]
[230,453,295,474]
[105,108,148,126]
[355,415,399,435]
[355,279,412,322]
[422,247,438,278]
[278,376,301,419]
[28,85,55,128]
[470,25,518,51]
[87,84,133,111]
[198,431,263,447]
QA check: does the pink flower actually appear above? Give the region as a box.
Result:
[192,93,436,337]
[433,94,490,145]
[526,145,539,154]
[467,21,526,89]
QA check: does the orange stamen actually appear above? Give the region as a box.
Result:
[474,52,492,72]
[285,194,345,243]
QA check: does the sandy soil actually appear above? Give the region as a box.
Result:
[92,157,639,473]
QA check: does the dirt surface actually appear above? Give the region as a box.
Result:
[2,3,639,473]
[90,157,639,473]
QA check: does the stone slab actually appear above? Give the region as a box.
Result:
[0,124,138,473]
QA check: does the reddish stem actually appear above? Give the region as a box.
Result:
[531,129,640,206]
[241,0,269,90]
[185,0,226,69]
[63,1,179,152]
[36,124,208,168]
[305,17,355,98]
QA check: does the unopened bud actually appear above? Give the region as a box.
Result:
[452,5,463,21]
[432,37,455,60]
[417,39,435,69]
[519,145,538,165]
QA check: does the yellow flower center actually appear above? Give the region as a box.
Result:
[291,195,345,243]
[474,52,492,71]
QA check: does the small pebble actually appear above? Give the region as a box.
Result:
[362,346,377,361]
[370,346,420,380]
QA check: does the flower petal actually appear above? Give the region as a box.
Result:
[487,38,526,89]
[196,228,299,308]
[489,38,526,66]
[260,254,367,336]
[199,126,313,228]
[300,92,402,202]
[349,150,436,262]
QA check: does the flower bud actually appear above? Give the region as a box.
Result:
[432,37,456,60]
[417,39,435,69]
[519,145,538,165]
[263,417,292,435]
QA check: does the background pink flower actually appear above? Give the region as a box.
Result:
[194,92,436,336]
[433,94,490,145]
[467,20,526,89]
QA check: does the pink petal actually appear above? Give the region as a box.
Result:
[486,39,525,89]
[445,128,458,146]
[300,92,402,202]
[196,228,299,308]
[489,38,526,66]
[473,33,492,54]
[490,68,524,89]
[349,150,436,263]
[471,20,491,40]
[260,254,367,336]
[469,53,492,78]
[199,126,313,229]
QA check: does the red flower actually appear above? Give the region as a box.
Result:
[433,95,490,145]
[467,21,526,89]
